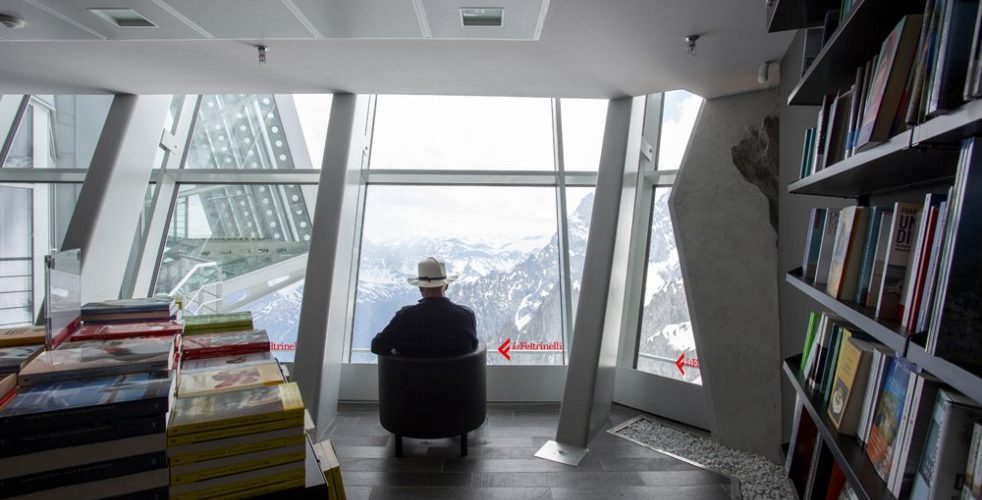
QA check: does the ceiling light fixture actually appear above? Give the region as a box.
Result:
[461,7,504,27]
[685,34,700,56]
[88,8,155,28]
[257,45,269,65]
[0,13,26,29]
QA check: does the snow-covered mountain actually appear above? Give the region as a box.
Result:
[239,190,699,382]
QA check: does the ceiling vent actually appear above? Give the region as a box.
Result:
[460,7,503,27]
[88,8,156,28]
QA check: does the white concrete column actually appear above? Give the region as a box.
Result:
[538,96,644,464]
[60,94,170,303]
[293,94,372,438]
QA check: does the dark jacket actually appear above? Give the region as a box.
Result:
[370,297,479,358]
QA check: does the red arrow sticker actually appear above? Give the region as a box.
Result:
[498,339,511,361]
[675,352,686,376]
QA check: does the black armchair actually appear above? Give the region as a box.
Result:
[377,343,487,457]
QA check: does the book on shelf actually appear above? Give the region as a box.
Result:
[0,326,45,348]
[927,136,982,370]
[857,344,895,447]
[901,193,948,331]
[800,311,821,374]
[825,463,847,500]
[826,206,871,300]
[855,207,890,305]
[914,190,952,333]
[814,208,841,285]
[866,356,915,480]
[800,127,817,178]
[865,210,896,308]
[874,202,922,321]
[69,320,184,342]
[822,89,855,168]
[180,329,271,360]
[966,1,982,99]
[827,334,876,436]
[965,423,982,499]
[856,14,923,151]
[0,345,42,375]
[926,0,980,117]
[183,312,254,335]
[177,361,284,398]
[180,351,274,373]
[18,336,174,387]
[802,27,824,77]
[802,208,827,280]
[910,389,982,500]
[888,370,941,496]
[168,382,304,437]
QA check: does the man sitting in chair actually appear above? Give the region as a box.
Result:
[370,257,479,358]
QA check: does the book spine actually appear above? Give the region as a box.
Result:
[0,396,169,436]
[169,433,306,466]
[0,451,166,497]
[181,343,271,360]
[0,414,166,458]
[167,417,303,447]
[170,448,305,485]
[167,410,304,439]
[170,467,305,500]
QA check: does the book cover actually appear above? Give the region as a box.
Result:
[927,0,980,115]
[178,361,283,398]
[180,351,273,373]
[0,371,172,434]
[907,0,942,125]
[800,311,821,374]
[168,426,305,466]
[803,208,827,281]
[813,95,835,171]
[867,357,914,480]
[814,209,841,285]
[0,326,45,348]
[0,345,42,375]
[929,137,982,369]
[183,312,254,335]
[911,390,982,500]
[70,320,183,342]
[828,206,870,300]
[865,212,896,308]
[181,330,270,361]
[905,197,944,331]
[856,15,924,151]
[168,382,304,437]
[19,336,174,386]
[170,443,305,485]
[800,128,816,178]
[875,203,922,321]
[828,336,874,436]
[0,451,166,497]
[82,298,174,315]
[964,0,982,99]
[821,324,844,402]
[169,460,304,500]
[916,195,950,333]
[890,373,942,495]
[0,413,166,458]
[855,207,888,304]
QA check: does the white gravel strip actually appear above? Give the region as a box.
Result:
[609,415,795,500]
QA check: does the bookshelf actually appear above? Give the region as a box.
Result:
[780,0,982,498]
[784,356,895,500]
[767,0,839,33]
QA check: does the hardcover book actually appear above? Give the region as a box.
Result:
[867,357,914,481]
[864,211,895,307]
[911,390,982,500]
[0,325,45,348]
[169,443,305,485]
[856,15,924,151]
[827,335,874,436]
[0,451,166,497]
[926,0,980,116]
[180,351,273,373]
[0,345,42,375]
[81,298,176,323]
[827,206,870,300]
[19,336,174,386]
[183,312,254,335]
[802,208,827,281]
[889,372,941,495]
[181,329,270,360]
[168,382,304,437]
[0,371,173,434]
[177,361,283,398]
[875,203,922,321]
[70,320,183,342]
[855,207,889,304]
[814,209,841,285]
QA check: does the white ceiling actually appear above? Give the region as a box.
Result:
[0,0,794,98]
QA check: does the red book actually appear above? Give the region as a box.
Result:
[905,206,939,331]
[181,330,270,360]
[70,320,183,342]
[0,374,16,409]
[825,463,846,500]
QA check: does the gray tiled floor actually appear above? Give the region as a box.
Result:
[326,403,734,500]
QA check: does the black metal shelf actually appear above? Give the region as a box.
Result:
[784,356,896,500]
[913,98,982,146]
[767,0,838,33]
[907,342,982,405]
[785,270,910,353]
[788,130,958,198]
[788,0,927,106]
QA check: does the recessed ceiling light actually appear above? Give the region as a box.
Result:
[88,8,156,28]
[460,7,503,27]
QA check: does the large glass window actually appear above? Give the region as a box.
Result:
[560,99,608,171]
[637,188,699,384]
[154,184,314,362]
[565,187,595,317]
[186,94,331,170]
[0,183,81,327]
[657,90,703,171]
[352,185,564,365]
[370,95,554,170]
[2,95,113,169]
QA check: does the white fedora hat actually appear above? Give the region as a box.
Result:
[407,257,459,288]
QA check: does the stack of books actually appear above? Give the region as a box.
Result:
[0,326,44,376]
[18,336,175,387]
[0,371,173,498]
[167,382,306,499]
[312,439,347,500]
[81,298,177,324]
[182,330,271,360]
